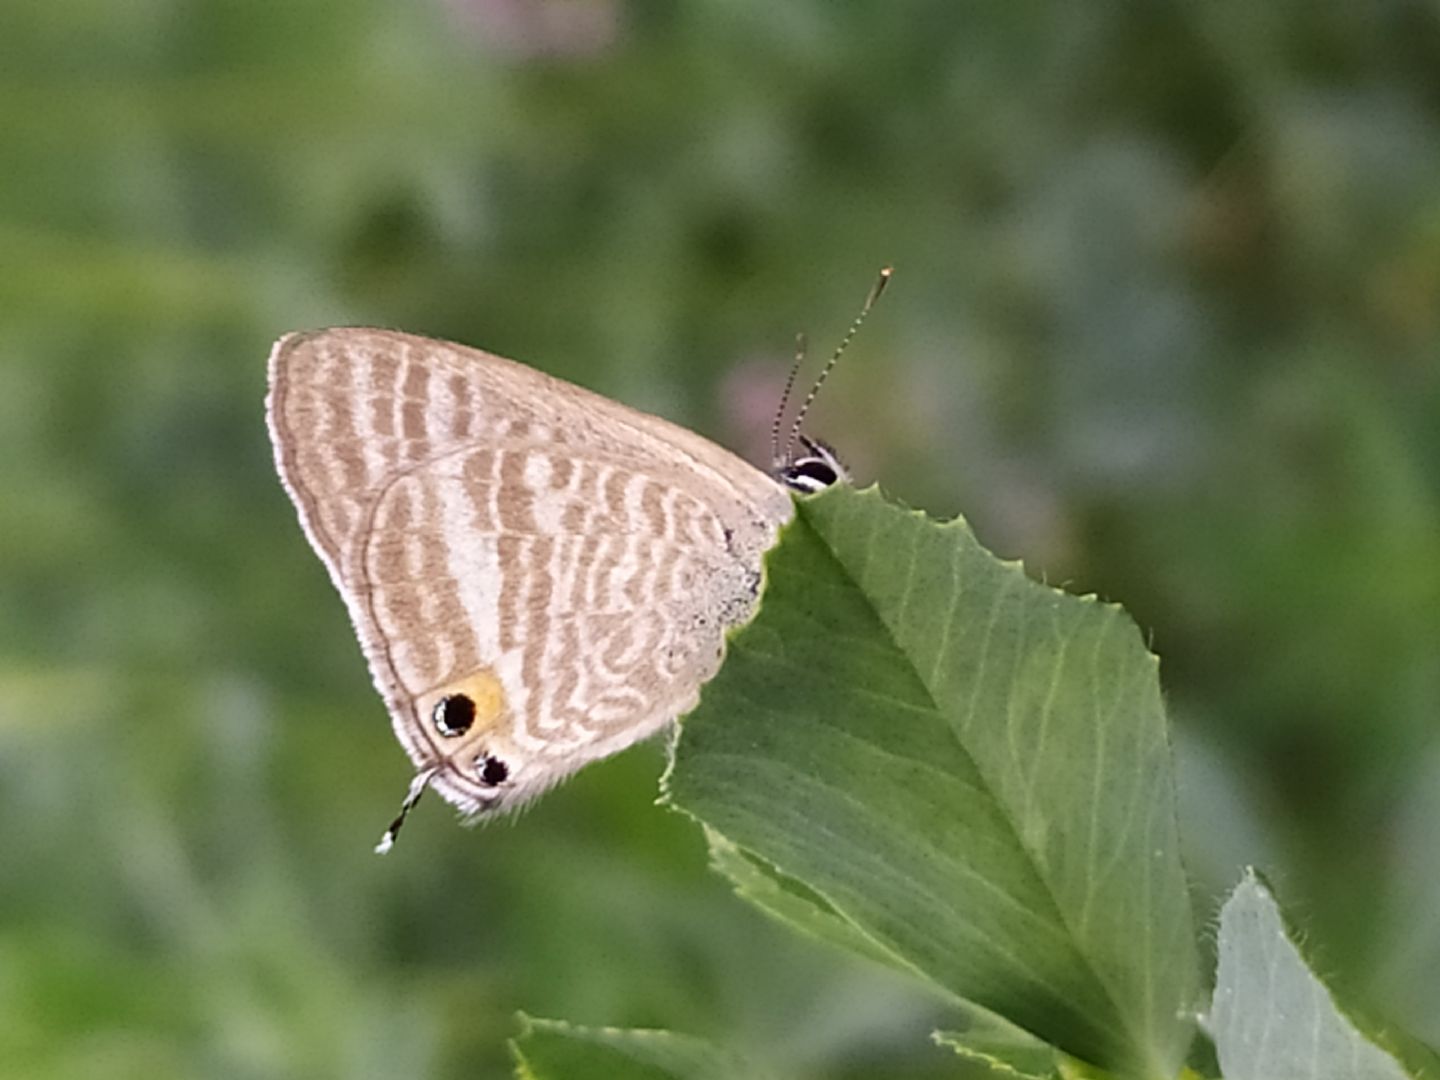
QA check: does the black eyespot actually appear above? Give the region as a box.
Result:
[478,755,509,786]
[432,693,475,737]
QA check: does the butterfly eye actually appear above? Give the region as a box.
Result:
[780,456,842,494]
[477,754,509,786]
[791,459,838,487]
[432,694,476,737]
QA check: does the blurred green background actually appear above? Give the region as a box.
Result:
[2,2,1438,1077]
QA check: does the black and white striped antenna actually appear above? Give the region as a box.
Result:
[776,266,892,464]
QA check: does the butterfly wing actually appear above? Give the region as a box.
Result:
[267,328,792,815]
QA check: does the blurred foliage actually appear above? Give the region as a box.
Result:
[0,1,1437,1078]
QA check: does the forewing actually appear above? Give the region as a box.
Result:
[267,328,792,813]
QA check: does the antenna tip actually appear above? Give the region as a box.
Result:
[864,266,893,309]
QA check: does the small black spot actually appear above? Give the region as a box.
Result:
[478,755,509,786]
[432,693,475,737]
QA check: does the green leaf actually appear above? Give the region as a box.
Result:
[664,486,1199,1078]
[933,1008,1063,1078]
[1207,870,1430,1080]
[702,827,903,969]
[510,1015,765,1080]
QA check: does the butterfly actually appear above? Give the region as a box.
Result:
[266,269,887,850]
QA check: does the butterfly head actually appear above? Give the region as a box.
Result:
[768,267,888,495]
[775,434,848,494]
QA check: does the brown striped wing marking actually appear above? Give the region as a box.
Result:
[267,328,793,817]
